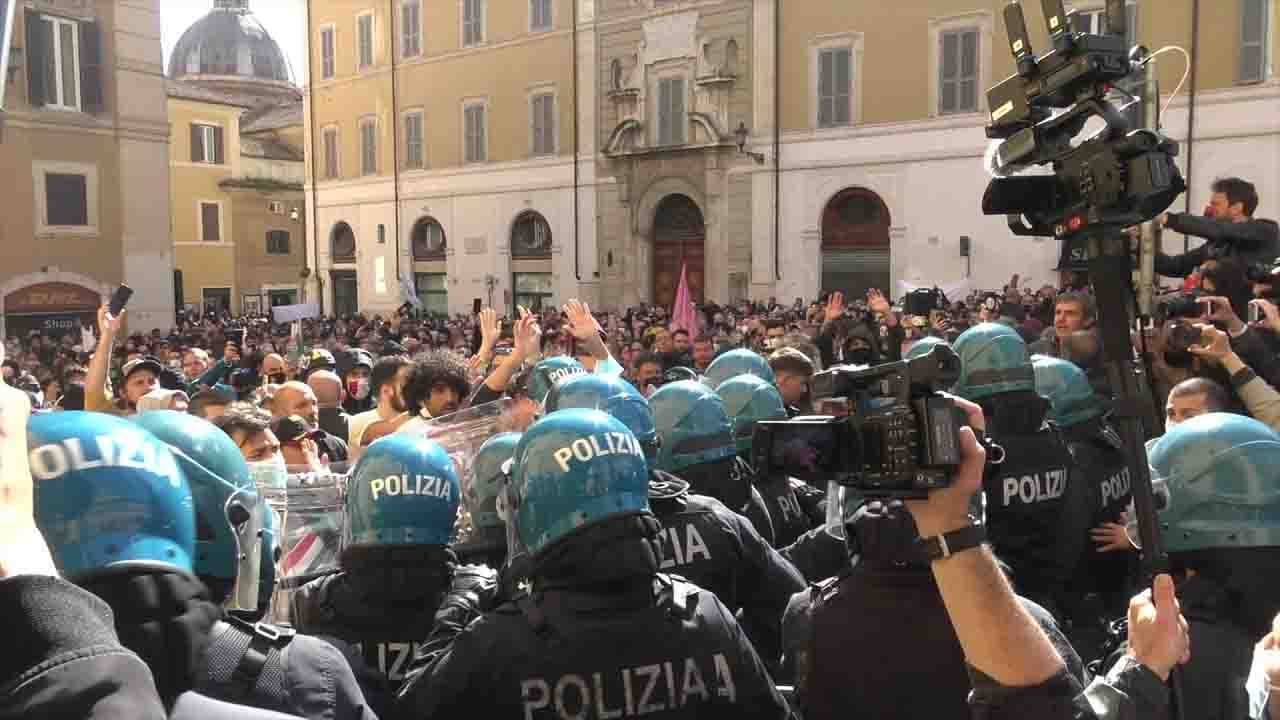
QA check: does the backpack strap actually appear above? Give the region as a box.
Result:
[216,616,296,703]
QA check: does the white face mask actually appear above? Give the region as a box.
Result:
[248,454,288,491]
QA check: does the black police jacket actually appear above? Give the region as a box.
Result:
[649,471,806,674]
[398,573,790,719]
[679,456,777,545]
[983,424,1093,613]
[1062,420,1133,602]
[753,475,823,549]
[197,617,378,720]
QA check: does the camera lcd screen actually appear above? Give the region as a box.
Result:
[761,422,844,482]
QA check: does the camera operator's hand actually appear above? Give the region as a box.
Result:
[905,394,985,538]
[1127,574,1191,682]
[1200,296,1246,335]
[1256,613,1280,718]
[1189,324,1234,363]
[0,378,57,580]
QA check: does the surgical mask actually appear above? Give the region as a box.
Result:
[348,377,371,400]
[249,455,288,493]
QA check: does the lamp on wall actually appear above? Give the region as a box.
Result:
[289,207,300,222]
[734,122,766,164]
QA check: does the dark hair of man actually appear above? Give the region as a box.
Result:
[672,328,690,339]
[1055,291,1097,323]
[188,391,230,419]
[211,402,272,441]
[634,352,663,371]
[1211,176,1259,217]
[404,350,473,415]
[1168,377,1231,413]
[370,355,411,400]
[693,334,714,346]
[769,348,815,377]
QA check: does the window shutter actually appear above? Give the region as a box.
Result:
[25,10,48,107]
[79,21,103,112]
[213,126,225,164]
[835,49,851,124]
[1239,0,1267,83]
[202,204,220,242]
[960,31,978,110]
[191,125,204,162]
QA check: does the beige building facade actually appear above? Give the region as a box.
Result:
[0,0,172,336]
[166,0,306,317]
[307,0,1280,314]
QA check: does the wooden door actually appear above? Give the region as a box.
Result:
[652,194,705,309]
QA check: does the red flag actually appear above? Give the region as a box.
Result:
[670,264,700,335]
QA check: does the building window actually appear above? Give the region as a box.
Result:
[414,273,448,315]
[511,211,552,258]
[360,117,378,175]
[45,173,88,227]
[268,200,285,215]
[513,273,553,313]
[33,14,81,110]
[464,102,487,163]
[817,47,852,128]
[531,92,556,156]
[202,288,232,316]
[657,76,685,146]
[190,123,225,164]
[402,0,421,57]
[463,0,484,46]
[323,126,339,179]
[404,111,425,169]
[938,28,979,114]
[531,0,552,31]
[320,25,335,78]
[200,202,222,243]
[266,230,290,255]
[331,222,357,261]
[412,217,446,259]
[1240,0,1271,83]
[357,12,375,69]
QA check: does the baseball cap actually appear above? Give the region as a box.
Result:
[122,355,164,381]
[271,414,324,444]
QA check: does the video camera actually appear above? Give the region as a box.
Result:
[981,0,1184,240]
[752,346,969,499]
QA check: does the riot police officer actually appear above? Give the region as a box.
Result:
[1033,356,1134,627]
[454,432,520,569]
[650,380,778,544]
[952,323,1093,620]
[525,355,588,406]
[134,411,377,720]
[292,433,496,718]
[395,409,790,718]
[1129,413,1280,719]
[545,372,806,673]
[703,348,778,390]
[28,411,302,720]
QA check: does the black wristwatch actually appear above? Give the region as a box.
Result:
[918,524,987,562]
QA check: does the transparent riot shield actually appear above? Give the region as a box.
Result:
[412,399,517,544]
[271,467,347,626]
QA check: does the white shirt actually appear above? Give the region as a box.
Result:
[348,409,383,449]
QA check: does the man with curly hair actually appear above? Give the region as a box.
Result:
[392,349,474,437]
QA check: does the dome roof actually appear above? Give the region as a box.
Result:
[168,1,293,86]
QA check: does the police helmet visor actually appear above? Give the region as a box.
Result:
[174,442,262,613]
[274,471,345,625]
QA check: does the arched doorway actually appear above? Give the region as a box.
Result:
[330,222,359,317]
[652,194,704,309]
[821,187,890,299]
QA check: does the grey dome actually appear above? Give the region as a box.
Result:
[168,2,292,85]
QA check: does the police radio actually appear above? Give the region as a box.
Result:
[752,346,969,499]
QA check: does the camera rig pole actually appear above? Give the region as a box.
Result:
[1086,229,1168,579]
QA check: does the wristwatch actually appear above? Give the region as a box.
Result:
[918,523,987,562]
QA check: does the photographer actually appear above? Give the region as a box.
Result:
[1155,177,1280,278]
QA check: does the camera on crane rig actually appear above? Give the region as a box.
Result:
[981,0,1185,240]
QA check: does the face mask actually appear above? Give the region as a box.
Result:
[248,455,288,491]
[268,372,287,385]
[846,348,873,365]
[1162,349,1193,368]
[348,377,371,400]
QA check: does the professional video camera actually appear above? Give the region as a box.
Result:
[751,346,968,499]
[981,0,1184,239]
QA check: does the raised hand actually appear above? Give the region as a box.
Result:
[97,305,124,341]
[563,299,602,341]
[478,308,500,349]
[824,292,846,323]
[1126,574,1191,681]
[866,289,891,316]
[513,308,543,361]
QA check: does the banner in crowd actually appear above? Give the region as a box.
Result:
[272,303,321,324]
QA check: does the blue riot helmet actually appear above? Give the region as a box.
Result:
[345,434,461,548]
[134,410,262,613]
[703,348,777,390]
[28,412,196,578]
[526,356,588,406]
[468,432,521,531]
[906,336,951,362]
[951,322,1036,401]
[544,373,659,461]
[1031,355,1104,428]
[717,374,787,454]
[1149,413,1280,553]
[649,380,737,473]
[498,409,650,559]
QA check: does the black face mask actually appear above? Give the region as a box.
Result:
[268,372,287,384]
[846,348,873,365]
[1162,350,1194,368]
